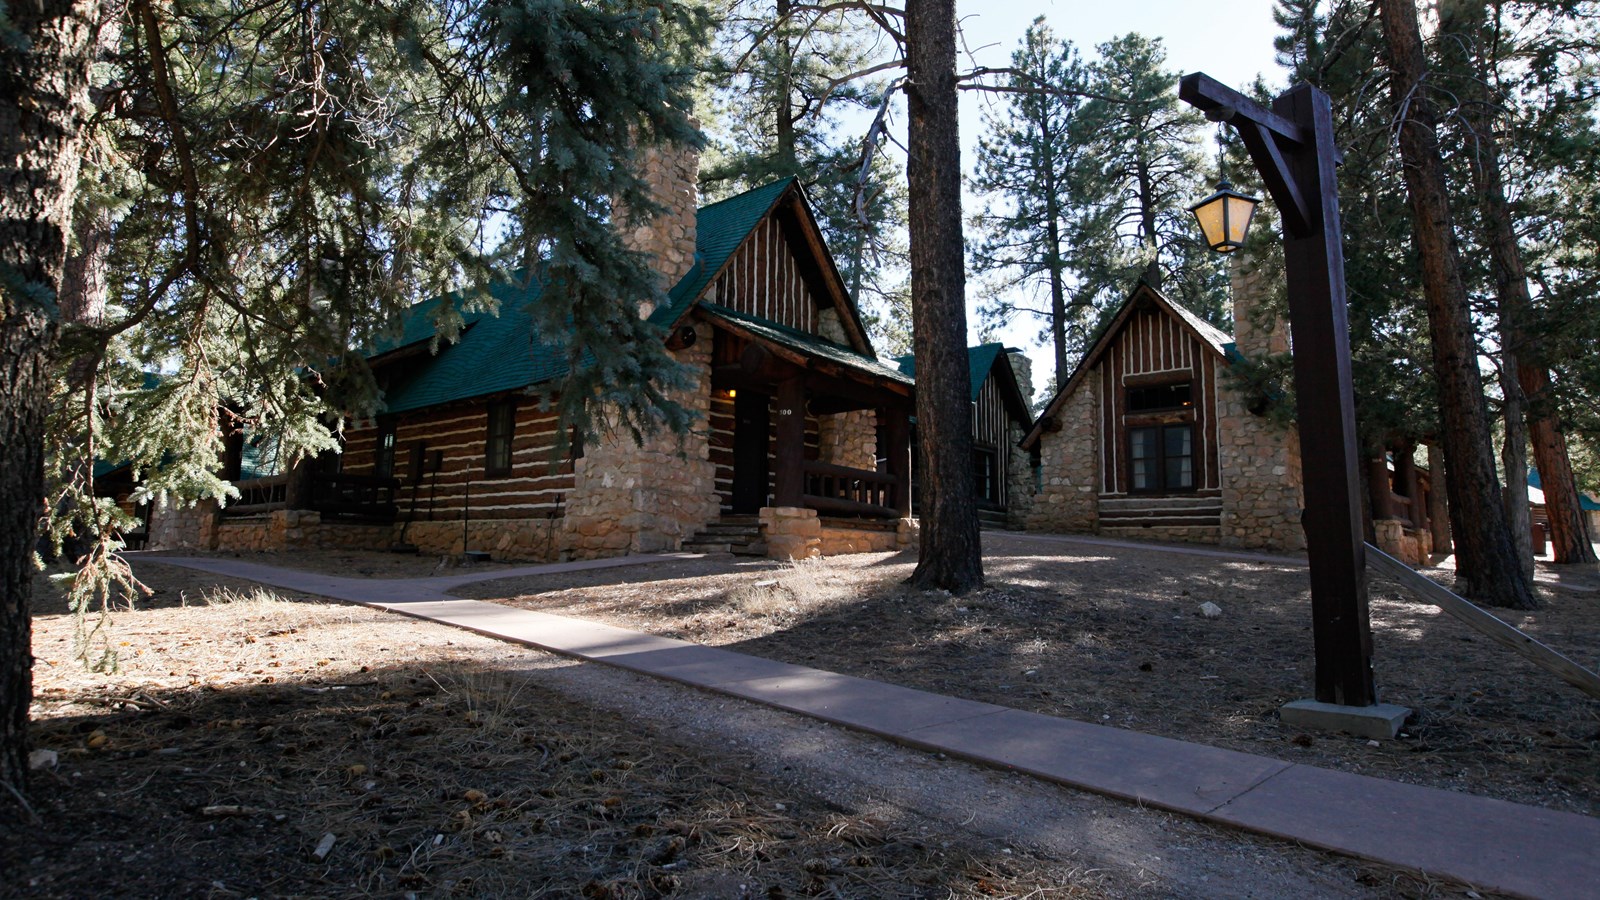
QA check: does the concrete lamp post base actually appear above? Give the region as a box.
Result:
[1280,699,1412,740]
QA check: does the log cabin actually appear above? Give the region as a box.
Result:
[895,343,1036,528]
[1020,278,1308,551]
[146,156,921,561]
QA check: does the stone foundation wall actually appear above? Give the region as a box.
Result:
[814,517,917,556]
[405,518,562,561]
[145,498,217,550]
[1098,524,1223,545]
[210,510,393,554]
[1005,419,1034,529]
[563,320,718,559]
[817,409,877,471]
[1026,376,1099,533]
[1217,383,1305,552]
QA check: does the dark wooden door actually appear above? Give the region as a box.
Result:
[732,391,771,513]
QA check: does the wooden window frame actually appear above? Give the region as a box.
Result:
[485,401,516,478]
[972,446,1000,506]
[1128,423,1196,495]
[374,417,397,479]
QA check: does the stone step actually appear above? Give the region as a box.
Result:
[682,541,733,554]
[1100,495,1223,512]
[700,524,763,537]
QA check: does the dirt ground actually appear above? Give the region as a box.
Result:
[16,566,1105,899]
[14,559,1476,899]
[447,533,1600,819]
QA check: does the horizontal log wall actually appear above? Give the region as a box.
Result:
[344,399,573,520]
[709,390,821,514]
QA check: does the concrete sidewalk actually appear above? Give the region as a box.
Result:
[137,552,1598,899]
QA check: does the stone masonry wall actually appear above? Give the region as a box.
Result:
[1005,419,1034,529]
[816,409,877,471]
[145,497,217,550]
[210,510,391,554]
[815,518,916,556]
[1219,253,1305,551]
[406,518,563,562]
[1217,380,1306,551]
[620,121,699,317]
[1026,374,1099,533]
[760,506,821,560]
[563,320,718,559]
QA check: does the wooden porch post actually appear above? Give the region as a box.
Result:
[774,377,806,507]
[1395,442,1420,527]
[1368,453,1396,521]
[882,405,912,517]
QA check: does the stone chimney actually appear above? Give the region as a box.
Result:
[1228,251,1288,360]
[620,117,700,318]
[1007,351,1034,410]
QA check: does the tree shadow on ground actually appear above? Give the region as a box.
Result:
[14,654,1071,899]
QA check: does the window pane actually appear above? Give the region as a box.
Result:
[487,404,515,473]
[1166,456,1194,488]
[1130,428,1156,459]
[1164,426,1191,457]
[1128,382,1192,412]
[1132,458,1153,490]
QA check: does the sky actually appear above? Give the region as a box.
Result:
[944,1,1290,396]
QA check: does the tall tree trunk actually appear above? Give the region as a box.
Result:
[1439,0,1536,580]
[1436,2,1596,567]
[773,0,799,173]
[905,0,982,593]
[1524,368,1597,563]
[1044,191,1069,382]
[1498,348,1534,580]
[1378,0,1535,608]
[1427,442,1453,557]
[0,0,101,799]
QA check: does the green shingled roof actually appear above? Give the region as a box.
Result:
[700,303,913,386]
[370,177,849,415]
[894,342,1008,402]
[377,275,573,415]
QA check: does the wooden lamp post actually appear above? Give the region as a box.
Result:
[1179,74,1409,737]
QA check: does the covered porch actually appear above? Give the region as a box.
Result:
[697,305,916,555]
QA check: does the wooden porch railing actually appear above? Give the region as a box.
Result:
[307,472,399,521]
[224,474,290,517]
[802,461,900,519]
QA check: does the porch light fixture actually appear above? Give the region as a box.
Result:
[1188,181,1259,253]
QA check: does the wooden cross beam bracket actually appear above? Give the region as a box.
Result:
[1179,72,1316,239]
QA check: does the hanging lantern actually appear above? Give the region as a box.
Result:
[1188,181,1260,253]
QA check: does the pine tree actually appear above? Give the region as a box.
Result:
[703,0,907,313]
[2,0,709,798]
[1072,34,1224,323]
[1377,0,1536,607]
[905,0,982,593]
[968,18,1087,385]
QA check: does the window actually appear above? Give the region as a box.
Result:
[485,401,516,476]
[1127,382,1193,413]
[374,418,397,478]
[1130,424,1194,493]
[973,448,999,504]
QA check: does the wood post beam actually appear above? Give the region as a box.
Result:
[1182,74,1378,708]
